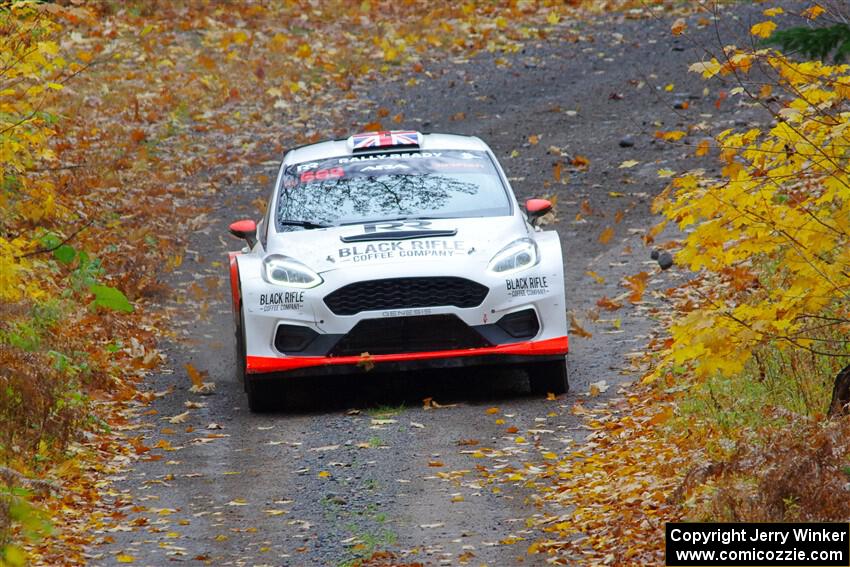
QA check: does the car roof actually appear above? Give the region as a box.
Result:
[282,132,490,166]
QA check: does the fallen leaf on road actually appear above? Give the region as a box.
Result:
[597,296,623,311]
[570,314,593,338]
[423,397,457,409]
[571,155,589,168]
[168,411,190,424]
[189,382,216,395]
[624,271,649,303]
[185,363,207,388]
[589,380,610,396]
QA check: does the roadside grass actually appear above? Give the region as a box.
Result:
[678,336,848,447]
[672,329,850,523]
[366,404,406,419]
[337,504,398,567]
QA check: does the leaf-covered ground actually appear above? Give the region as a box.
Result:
[7,1,839,566]
[50,3,781,567]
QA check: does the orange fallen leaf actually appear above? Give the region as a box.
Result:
[596,296,622,311]
[624,271,649,303]
[569,314,593,338]
[185,363,206,388]
[598,226,614,245]
[571,155,589,168]
[649,407,674,426]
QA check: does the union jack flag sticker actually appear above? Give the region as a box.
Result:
[349,130,422,150]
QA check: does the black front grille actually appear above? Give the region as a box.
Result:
[329,315,490,356]
[324,277,489,316]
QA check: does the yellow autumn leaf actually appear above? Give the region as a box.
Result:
[802,5,825,19]
[750,21,776,39]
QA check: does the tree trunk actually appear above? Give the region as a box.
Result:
[827,364,850,418]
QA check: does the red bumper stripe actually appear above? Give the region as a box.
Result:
[246,336,569,374]
[228,252,241,310]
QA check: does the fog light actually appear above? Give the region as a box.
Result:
[496,309,540,339]
[274,324,319,353]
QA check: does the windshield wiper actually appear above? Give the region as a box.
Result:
[338,216,443,227]
[279,219,330,229]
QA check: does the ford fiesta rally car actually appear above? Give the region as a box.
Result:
[228,130,569,411]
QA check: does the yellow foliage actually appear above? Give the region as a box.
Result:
[750,20,776,39]
[0,3,66,300]
[656,48,850,379]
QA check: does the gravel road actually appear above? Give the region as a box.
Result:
[93,7,770,566]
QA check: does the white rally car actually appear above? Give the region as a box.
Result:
[228,130,568,411]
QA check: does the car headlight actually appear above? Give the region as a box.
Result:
[487,238,539,274]
[262,254,323,288]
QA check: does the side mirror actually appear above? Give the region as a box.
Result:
[229,219,257,248]
[525,198,553,221]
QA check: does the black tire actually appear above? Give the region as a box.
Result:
[237,306,279,412]
[235,307,247,392]
[527,359,569,396]
[246,377,278,413]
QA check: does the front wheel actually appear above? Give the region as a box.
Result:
[527,359,569,396]
[235,307,247,391]
[246,377,278,413]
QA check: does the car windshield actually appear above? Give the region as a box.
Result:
[275,149,511,230]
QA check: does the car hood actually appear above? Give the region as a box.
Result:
[265,216,527,273]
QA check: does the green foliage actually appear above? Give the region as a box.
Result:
[765,24,850,62]
[0,485,52,567]
[678,344,842,442]
[88,284,134,313]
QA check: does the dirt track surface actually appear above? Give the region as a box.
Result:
[93,7,770,566]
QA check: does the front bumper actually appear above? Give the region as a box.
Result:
[235,231,569,378]
[246,335,568,377]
